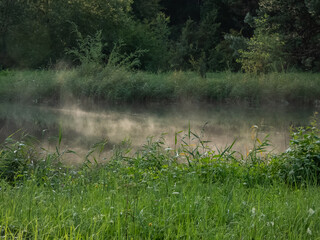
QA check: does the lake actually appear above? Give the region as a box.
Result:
[0,102,315,163]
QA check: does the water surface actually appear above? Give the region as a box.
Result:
[0,102,315,163]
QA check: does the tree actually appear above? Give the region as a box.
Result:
[169,1,222,71]
[258,0,320,71]
[0,0,134,68]
[0,0,25,67]
[132,0,161,21]
[238,14,285,73]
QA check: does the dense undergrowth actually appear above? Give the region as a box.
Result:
[0,68,319,105]
[0,118,320,238]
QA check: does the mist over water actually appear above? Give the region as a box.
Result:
[0,102,315,164]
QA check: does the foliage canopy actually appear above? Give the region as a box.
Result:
[0,0,319,72]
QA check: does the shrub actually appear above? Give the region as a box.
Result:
[280,114,320,184]
[66,25,148,73]
[65,28,106,67]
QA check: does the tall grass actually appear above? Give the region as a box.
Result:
[0,122,320,238]
[1,175,319,239]
[0,68,319,105]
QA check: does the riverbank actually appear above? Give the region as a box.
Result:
[0,120,320,238]
[0,68,319,106]
[1,174,319,239]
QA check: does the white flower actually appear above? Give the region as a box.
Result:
[307,228,312,235]
[267,221,274,227]
[308,208,315,216]
[251,207,256,215]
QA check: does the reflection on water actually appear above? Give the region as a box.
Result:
[0,102,315,163]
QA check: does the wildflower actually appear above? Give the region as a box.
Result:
[308,208,315,216]
[267,221,274,227]
[258,213,266,221]
[251,207,256,216]
[307,228,312,235]
[149,223,152,227]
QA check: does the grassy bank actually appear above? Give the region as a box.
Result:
[0,121,320,239]
[0,68,319,105]
[1,174,319,239]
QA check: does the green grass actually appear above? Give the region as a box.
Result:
[0,122,320,239]
[1,174,320,239]
[0,67,319,105]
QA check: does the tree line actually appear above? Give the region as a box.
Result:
[0,0,319,73]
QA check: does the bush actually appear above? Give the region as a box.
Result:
[280,114,320,184]
[65,28,106,67]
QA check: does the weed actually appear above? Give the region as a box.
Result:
[280,113,320,184]
[0,131,38,183]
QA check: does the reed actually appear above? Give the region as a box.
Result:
[0,68,319,105]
